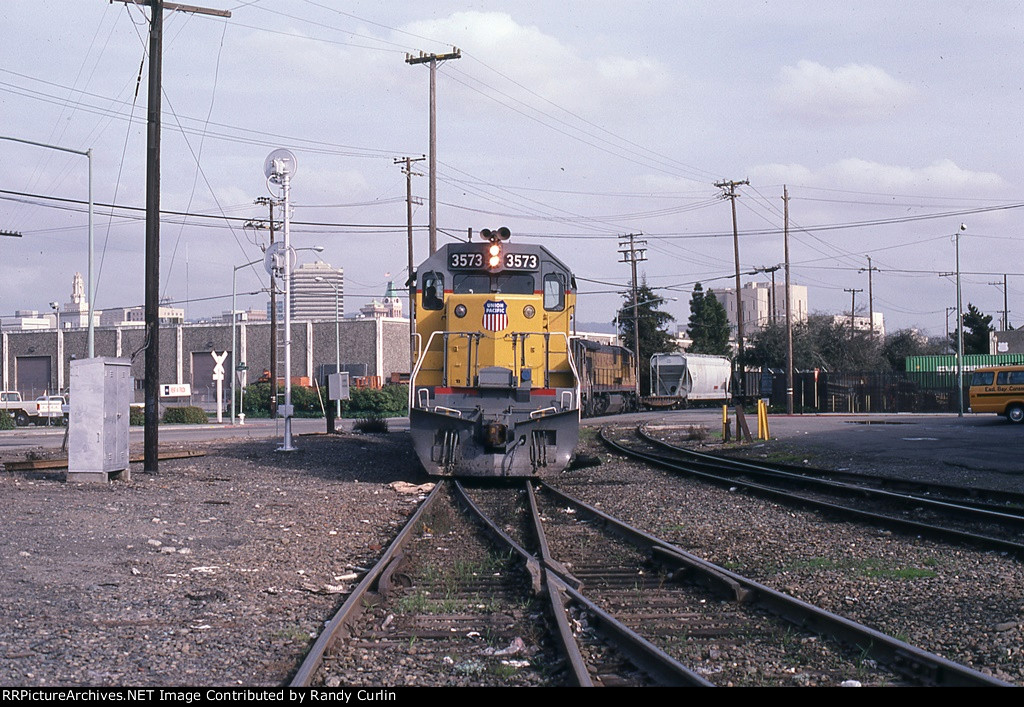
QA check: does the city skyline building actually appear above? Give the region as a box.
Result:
[288,261,344,321]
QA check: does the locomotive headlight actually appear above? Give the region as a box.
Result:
[454,304,467,318]
[488,243,501,268]
[523,305,536,319]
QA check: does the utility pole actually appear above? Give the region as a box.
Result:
[845,288,864,335]
[945,306,957,348]
[618,233,647,396]
[113,0,231,474]
[783,186,793,415]
[716,179,749,400]
[395,156,425,355]
[860,256,879,337]
[989,276,1009,330]
[406,49,461,255]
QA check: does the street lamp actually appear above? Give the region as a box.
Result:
[230,245,323,426]
[955,223,966,418]
[1,136,94,356]
[314,276,342,417]
[230,257,262,425]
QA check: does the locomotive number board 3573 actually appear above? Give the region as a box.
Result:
[448,250,539,271]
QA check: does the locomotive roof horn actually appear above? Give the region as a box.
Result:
[480,226,511,242]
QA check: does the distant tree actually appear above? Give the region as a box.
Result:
[686,283,732,356]
[747,315,884,371]
[617,281,676,394]
[959,303,994,355]
[882,329,947,371]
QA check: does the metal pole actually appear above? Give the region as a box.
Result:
[87,149,94,358]
[334,285,341,418]
[230,267,237,425]
[281,171,295,450]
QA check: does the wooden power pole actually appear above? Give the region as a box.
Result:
[618,234,647,396]
[715,179,749,400]
[113,0,231,473]
[405,49,460,255]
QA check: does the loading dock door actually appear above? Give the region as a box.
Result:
[16,356,51,398]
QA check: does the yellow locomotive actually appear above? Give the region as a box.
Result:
[409,228,580,476]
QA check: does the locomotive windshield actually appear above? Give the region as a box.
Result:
[452,272,534,295]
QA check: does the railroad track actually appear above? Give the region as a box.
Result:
[643,423,1024,515]
[600,425,1024,555]
[291,476,1010,687]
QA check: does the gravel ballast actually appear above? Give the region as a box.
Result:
[1,417,1022,687]
[560,424,1024,685]
[0,433,421,687]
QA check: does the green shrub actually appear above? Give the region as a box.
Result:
[162,406,208,424]
[0,411,14,430]
[239,382,324,417]
[129,406,145,426]
[346,384,408,418]
[353,415,389,433]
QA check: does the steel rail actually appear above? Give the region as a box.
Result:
[537,479,1013,687]
[451,480,593,686]
[641,425,1024,510]
[289,481,446,687]
[603,428,1024,555]
[457,481,704,686]
[638,427,1024,524]
[521,482,714,686]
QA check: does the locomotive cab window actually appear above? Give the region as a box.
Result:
[453,273,489,294]
[453,272,535,295]
[422,272,445,310]
[544,272,566,311]
[495,273,534,294]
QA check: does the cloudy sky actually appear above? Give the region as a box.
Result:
[2,1,1022,337]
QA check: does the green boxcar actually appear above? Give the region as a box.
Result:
[905,354,1024,374]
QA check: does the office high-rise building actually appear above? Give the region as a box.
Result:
[289,261,343,321]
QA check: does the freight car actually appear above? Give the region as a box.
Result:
[408,228,580,477]
[573,339,639,416]
[647,352,732,408]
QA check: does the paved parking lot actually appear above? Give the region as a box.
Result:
[588,409,1024,489]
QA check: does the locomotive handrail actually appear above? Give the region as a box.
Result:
[408,330,444,409]
[530,406,558,419]
[410,329,581,411]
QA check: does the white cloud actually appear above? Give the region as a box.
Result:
[750,158,1005,193]
[774,60,916,122]
[403,12,671,110]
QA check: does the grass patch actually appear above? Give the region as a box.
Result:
[784,556,938,580]
[272,625,311,642]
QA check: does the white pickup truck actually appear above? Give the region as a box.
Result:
[0,391,67,426]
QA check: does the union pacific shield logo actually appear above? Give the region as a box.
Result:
[482,300,508,332]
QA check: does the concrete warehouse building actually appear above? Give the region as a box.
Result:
[0,318,410,407]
